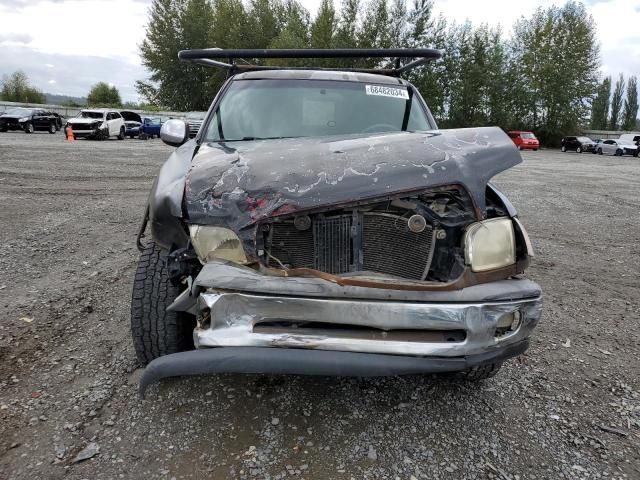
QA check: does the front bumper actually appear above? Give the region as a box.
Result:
[0,120,26,130]
[194,290,541,357]
[191,261,543,356]
[138,261,542,395]
[139,340,530,398]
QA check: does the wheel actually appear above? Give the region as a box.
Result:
[24,122,34,133]
[48,122,56,134]
[131,241,196,365]
[561,145,566,152]
[615,149,623,156]
[597,148,603,155]
[117,126,125,140]
[139,132,147,140]
[576,146,582,153]
[454,363,503,380]
[533,148,538,151]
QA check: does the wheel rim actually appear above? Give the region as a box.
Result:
[561,146,566,152]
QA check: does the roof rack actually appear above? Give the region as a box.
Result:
[178,48,443,77]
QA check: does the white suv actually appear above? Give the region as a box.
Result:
[66,109,126,140]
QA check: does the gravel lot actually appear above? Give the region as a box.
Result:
[0,131,638,480]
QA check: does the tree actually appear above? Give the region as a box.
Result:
[622,76,638,131]
[510,1,600,143]
[590,77,611,129]
[87,82,122,106]
[0,71,46,104]
[609,74,625,130]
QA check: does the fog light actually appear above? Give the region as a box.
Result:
[495,311,522,337]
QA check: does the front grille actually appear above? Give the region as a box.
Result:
[266,212,436,280]
[362,213,434,280]
[268,222,313,269]
[313,216,352,274]
[69,123,95,131]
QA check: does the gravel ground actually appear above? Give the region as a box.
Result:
[0,131,638,480]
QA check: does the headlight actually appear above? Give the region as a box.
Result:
[189,225,248,264]
[464,218,515,272]
[18,117,29,122]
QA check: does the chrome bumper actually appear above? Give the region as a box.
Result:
[195,291,541,357]
[185,261,542,358]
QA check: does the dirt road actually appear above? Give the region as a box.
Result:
[0,132,638,479]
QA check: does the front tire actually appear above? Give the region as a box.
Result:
[24,122,34,134]
[48,122,56,134]
[561,145,566,152]
[615,149,623,156]
[597,148,603,155]
[131,241,196,365]
[117,126,125,140]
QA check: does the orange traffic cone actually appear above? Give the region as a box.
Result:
[66,125,74,142]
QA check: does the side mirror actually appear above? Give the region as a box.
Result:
[160,119,189,147]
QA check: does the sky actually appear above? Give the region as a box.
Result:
[0,0,638,103]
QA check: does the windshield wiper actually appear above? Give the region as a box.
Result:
[222,136,303,142]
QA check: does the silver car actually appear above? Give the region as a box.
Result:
[596,139,639,157]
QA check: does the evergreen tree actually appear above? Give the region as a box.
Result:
[609,74,625,130]
[590,77,611,130]
[622,76,638,131]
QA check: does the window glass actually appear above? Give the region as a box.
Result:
[205,79,431,141]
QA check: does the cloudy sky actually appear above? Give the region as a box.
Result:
[0,0,638,102]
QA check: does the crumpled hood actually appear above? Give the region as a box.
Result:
[184,127,521,230]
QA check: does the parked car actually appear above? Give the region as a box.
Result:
[139,117,162,139]
[0,107,61,134]
[595,139,639,156]
[617,133,640,147]
[133,48,542,397]
[121,111,143,138]
[561,136,597,153]
[508,131,539,150]
[65,109,126,140]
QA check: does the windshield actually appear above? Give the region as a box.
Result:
[77,111,104,119]
[4,107,33,117]
[520,132,536,139]
[578,136,592,142]
[205,79,431,142]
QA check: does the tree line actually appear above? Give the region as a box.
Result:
[137,0,638,143]
[590,74,638,131]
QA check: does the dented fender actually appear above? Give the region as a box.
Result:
[148,140,198,250]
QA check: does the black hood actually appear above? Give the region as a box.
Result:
[184,127,521,232]
[120,111,142,123]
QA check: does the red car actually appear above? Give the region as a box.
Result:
[508,131,539,151]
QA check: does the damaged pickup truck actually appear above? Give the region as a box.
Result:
[132,48,542,397]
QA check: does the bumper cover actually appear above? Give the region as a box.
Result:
[139,340,529,398]
[138,261,542,396]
